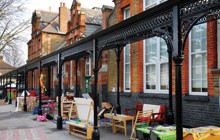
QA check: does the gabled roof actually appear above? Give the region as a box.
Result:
[0,57,15,69]
[81,8,102,25]
[39,10,58,29]
[33,10,70,34]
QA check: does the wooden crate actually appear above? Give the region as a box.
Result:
[67,121,93,139]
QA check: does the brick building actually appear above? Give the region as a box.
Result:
[27,0,104,97]
[102,0,220,127]
[27,2,68,95]
[26,0,220,127]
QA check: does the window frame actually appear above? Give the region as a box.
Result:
[85,57,91,76]
[143,37,168,93]
[123,6,131,92]
[189,23,207,96]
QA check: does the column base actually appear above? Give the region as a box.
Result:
[8,99,12,104]
[167,111,174,125]
[57,116,63,129]
[116,105,121,114]
[92,128,100,140]
[15,100,17,107]
[38,107,42,115]
[23,103,27,111]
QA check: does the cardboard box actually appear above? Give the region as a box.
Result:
[0,99,5,105]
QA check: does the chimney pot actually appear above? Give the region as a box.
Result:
[60,2,62,7]
[63,3,65,7]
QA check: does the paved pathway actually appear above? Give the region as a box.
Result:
[0,102,131,140]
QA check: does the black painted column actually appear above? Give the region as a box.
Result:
[9,73,12,104]
[173,5,183,140]
[5,75,8,102]
[116,46,122,114]
[15,72,18,107]
[32,71,34,90]
[167,49,174,125]
[92,39,100,140]
[57,53,63,129]
[47,66,51,97]
[75,59,78,97]
[23,69,27,111]
[38,62,43,115]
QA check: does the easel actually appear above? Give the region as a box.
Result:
[67,98,94,139]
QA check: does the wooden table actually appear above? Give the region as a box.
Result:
[104,113,134,136]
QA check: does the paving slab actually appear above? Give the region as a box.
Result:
[0,102,131,140]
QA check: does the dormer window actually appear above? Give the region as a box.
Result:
[144,0,167,10]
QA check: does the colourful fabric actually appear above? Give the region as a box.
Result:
[153,126,176,140]
[183,126,220,140]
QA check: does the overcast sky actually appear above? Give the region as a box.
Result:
[26,0,114,13]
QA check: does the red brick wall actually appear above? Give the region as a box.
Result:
[182,37,189,94]
[207,19,217,96]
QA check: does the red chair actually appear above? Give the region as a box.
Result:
[125,102,143,117]
[151,105,166,124]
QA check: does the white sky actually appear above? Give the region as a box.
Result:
[22,0,114,62]
[26,0,114,13]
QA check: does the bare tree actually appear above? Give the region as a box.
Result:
[0,0,30,67]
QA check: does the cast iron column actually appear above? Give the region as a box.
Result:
[47,66,51,97]
[92,39,100,140]
[75,59,78,97]
[5,75,8,102]
[9,73,12,104]
[23,69,27,111]
[167,49,174,124]
[116,46,122,114]
[38,62,43,115]
[57,53,63,129]
[15,71,18,107]
[32,71,34,90]
[173,5,183,140]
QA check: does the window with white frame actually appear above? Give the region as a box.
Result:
[189,23,207,95]
[144,37,168,93]
[53,65,57,88]
[123,7,131,92]
[85,57,91,76]
[124,44,130,91]
[144,0,166,10]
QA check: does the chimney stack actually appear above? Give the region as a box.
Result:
[59,2,68,33]
[102,5,114,29]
